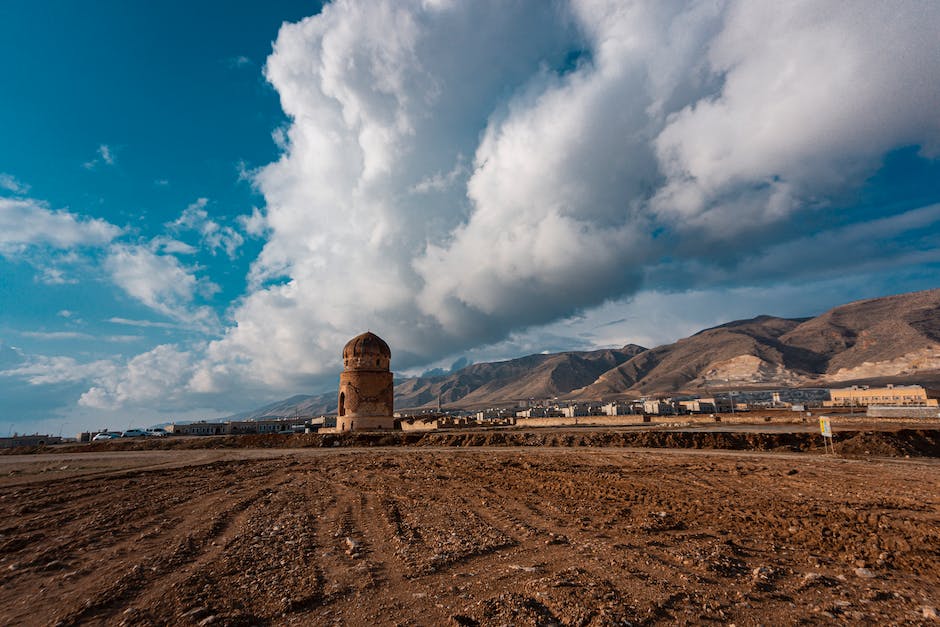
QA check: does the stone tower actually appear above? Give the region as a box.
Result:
[337,332,395,431]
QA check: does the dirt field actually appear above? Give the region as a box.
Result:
[1,447,938,626]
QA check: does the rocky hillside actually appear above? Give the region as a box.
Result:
[778,289,940,382]
[394,345,647,408]
[573,288,940,398]
[230,288,940,416]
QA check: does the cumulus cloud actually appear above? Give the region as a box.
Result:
[0,343,195,419]
[49,0,937,412]
[36,266,79,285]
[0,173,30,195]
[151,236,198,256]
[0,189,219,336]
[641,202,940,292]
[1,354,116,386]
[191,0,584,392]
[237,207,267,237]
[0,197,122,255]
[104,243,218,329]
[78,344,194,409]
[651,1,940,232]
[184,0,937,394]
[171,198,245,258]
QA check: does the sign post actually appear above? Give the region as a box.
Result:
[819,417,833,454]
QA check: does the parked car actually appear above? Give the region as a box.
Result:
[121,429,147,438]
[92,432,119,441]
[145,428,169,437]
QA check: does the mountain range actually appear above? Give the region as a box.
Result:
[227,288,940,419]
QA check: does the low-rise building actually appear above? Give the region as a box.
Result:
[677,399,717,413]
[400,417,442,431]
[559,405,590,418]
[307,416,336,431]
[824,384,938,408]
[0,435,63,449]
[166,421,226,436]
[643,399,676,415]
[167,417,313,436]
[474,408,518,421]
[227,418,308,434]
[601,402,636,416]
[516,407,548,418]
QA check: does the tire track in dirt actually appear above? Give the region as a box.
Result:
[132,463,324,624]
[0,460,286,626]
[48,466,290,626]
[1,449,938,625]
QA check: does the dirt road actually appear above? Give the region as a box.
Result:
[1,447,938,625]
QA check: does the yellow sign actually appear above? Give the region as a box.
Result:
[819,417,832,438]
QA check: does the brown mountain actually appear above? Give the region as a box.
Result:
[778,288,940,381]
[573,288,940,398]
[395,345,647,409]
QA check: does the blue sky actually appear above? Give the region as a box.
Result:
[1,1,318,432]
[0,0,315,331]
[1,1,939,435]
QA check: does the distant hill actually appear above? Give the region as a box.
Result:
[395,345,647,409]
[227,345,646,419]
[229,288,940,417]
[225,393,335,421]
[572,288,940,398]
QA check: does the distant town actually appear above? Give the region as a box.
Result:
[4,383,937,450]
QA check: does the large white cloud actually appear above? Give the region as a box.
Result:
[78,344,195,410]
[192,0,584,392]
[652,1,940,231]
[95,0,940,407]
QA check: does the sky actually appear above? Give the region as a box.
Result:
[2,0,940,436]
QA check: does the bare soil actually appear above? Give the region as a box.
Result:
[1,446,938,626]
[9,424,940,458]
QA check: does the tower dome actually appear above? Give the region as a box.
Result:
[343,331,391,371]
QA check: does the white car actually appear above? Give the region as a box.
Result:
[121,429,147,438]
[145,428,169,437]
[92,432,119,441]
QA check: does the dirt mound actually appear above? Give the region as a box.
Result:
[833,429,940,457]
[9,427,940,458]
[417,428,940,456]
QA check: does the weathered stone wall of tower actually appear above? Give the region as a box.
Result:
[337,369,394,431]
